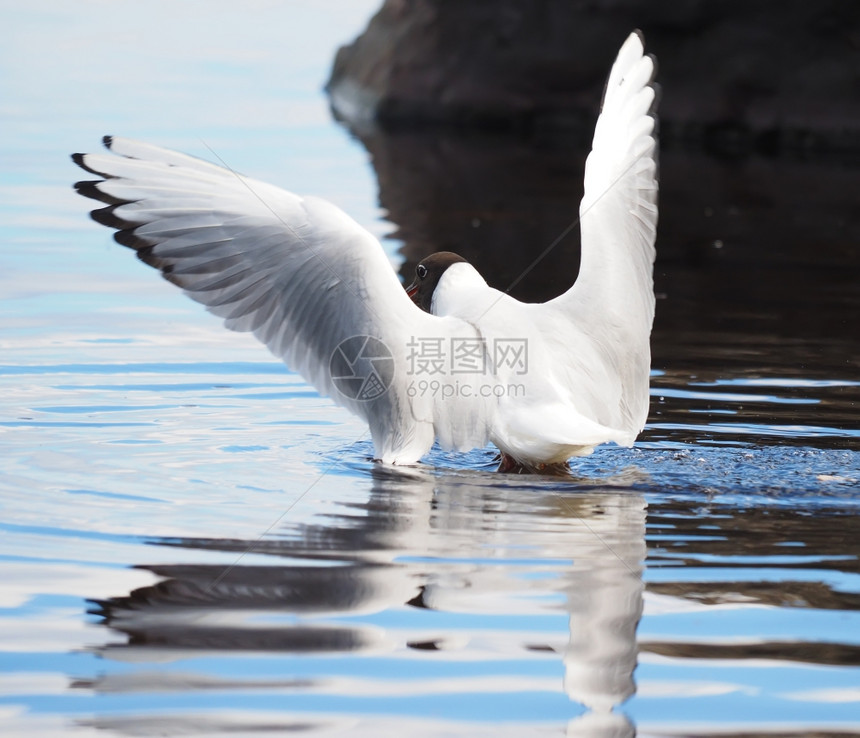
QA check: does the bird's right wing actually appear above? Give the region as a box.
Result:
[72,137,491,462]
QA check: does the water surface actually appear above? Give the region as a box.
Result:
[2,3,859,736]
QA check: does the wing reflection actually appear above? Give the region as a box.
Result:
[83,467,646,736]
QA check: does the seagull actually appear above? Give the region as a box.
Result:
[72,31,658,473]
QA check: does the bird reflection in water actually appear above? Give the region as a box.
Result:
[81,467,645,737]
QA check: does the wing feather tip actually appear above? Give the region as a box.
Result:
[134,244,170,273]
[645,52,658,83]
[71,152,108,178]
[114,228,151,252]
[75,179,126,206]
[90,203,124,229]
[630,29,645,55]
[73,178,97,196]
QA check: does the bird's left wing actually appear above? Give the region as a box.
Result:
[72,136,487,462]
[541,32,658,440]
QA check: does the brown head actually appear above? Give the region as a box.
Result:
[405,252,468,313]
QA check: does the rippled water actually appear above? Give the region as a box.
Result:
[2,3,859,737]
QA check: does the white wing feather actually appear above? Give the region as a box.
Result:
[73,137,491,463]
[544,31,658,440]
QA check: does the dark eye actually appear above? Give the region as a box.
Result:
[417,264,428,279]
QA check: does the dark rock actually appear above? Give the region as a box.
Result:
[328,0,860,150]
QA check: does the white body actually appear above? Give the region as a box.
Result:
[73,32,658,467]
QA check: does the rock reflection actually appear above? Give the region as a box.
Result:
[641,498,860,670]
[353,125,858,368]
[364,128,591,303]
[83,468,647,735]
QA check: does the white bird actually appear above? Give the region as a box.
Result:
[72,31,658,473]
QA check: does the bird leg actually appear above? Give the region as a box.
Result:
[496,452,570,476]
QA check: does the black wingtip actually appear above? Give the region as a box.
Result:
[73,179,98,196]
[71,152,106,177]
[103,135,114,149]
[71,152,104,177]
[115,229,155,254]
[90,203,125,229]
[74,179,126,206]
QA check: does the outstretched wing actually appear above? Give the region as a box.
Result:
[72,137,487,462]
[546,31,658,438]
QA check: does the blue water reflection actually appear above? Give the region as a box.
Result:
[78,468,647,734]
[1,356,858,735]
